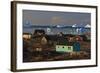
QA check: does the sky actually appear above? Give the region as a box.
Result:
[23,10,91,26]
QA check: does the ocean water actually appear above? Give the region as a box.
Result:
[23,27,90,35]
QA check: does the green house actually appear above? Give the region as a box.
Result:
[56,45,73,52]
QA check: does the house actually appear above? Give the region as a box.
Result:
[56,45,73,52]
[23,33,32,40]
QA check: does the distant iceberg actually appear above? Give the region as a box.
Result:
[72,24,91,28]
[85,24,91,28]
[72,24,77,27]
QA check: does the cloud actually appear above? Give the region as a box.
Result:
[23,10,91,25]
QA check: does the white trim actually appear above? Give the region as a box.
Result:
[17,3,96,69]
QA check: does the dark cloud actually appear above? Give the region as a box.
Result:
[23,10,91,26]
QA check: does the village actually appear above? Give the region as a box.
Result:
[23,27,91,62]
